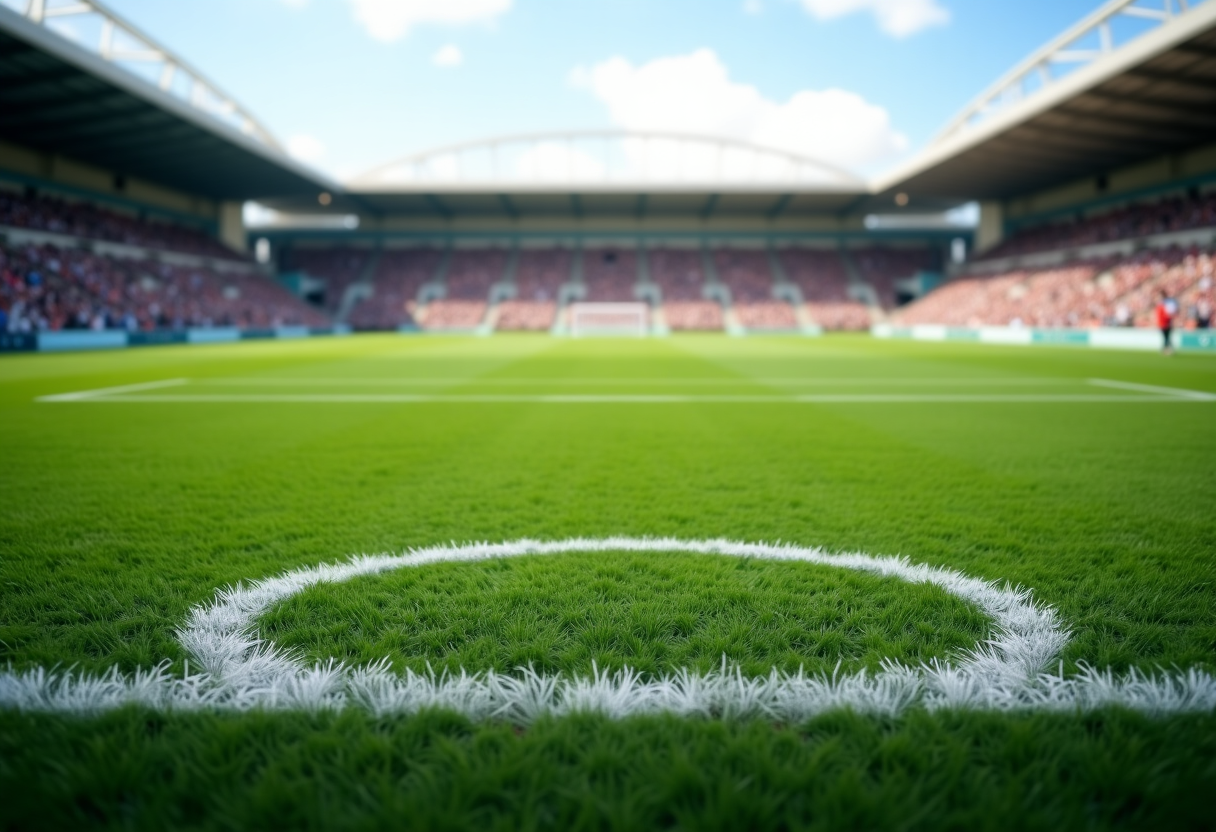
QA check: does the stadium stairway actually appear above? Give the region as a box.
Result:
[413,247,453,326]
[631,250,666,335]
[764,249,820,335]
[335,248,381,324]
[483,248,519,334]
[699,248,737,334]
[839,247,884,324]
[550,247,587,336]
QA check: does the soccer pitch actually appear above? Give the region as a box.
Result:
[2,333,1215,829]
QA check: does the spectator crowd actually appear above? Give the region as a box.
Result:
[897,247,1214,330]
[1,190,243,260]
[496,249,569,331]
[979,190,1216,260]
[714,250,798,330]
[1,241,327,333]
[294,244,938,333]
[898,191,1216,329]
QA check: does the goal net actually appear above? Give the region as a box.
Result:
[568,302,649,337]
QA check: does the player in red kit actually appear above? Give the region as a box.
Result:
[1155,290,1178,355]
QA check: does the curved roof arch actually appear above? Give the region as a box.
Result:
[347,130,866,192]
[872,0,1216,204]
[935,0,1213,146]
[0,0,340,201]
[12,0,281,151]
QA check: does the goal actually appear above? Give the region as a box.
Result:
[568,302,649,337]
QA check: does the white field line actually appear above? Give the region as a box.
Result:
[43,393,1194,404]
[35,378,188,402]
[2,537,1214,718]
[198,377,1078,387]
[1089,378,1216,401]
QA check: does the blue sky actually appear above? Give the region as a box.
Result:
[91,0,1105,181]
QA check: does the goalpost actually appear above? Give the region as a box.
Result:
[568,302,649,337]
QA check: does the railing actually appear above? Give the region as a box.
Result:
[13,0,281,151]
[934,0,1210,144]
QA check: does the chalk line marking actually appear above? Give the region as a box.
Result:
[1089,378,1216,401]
[2,538,1213,718]
[197,377,1078,387]
[44,393,1189,404]
[39,378,1206,405]
[36,378,188,403]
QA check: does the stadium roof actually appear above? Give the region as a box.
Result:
[323,131,869,222]
[341,188,866,224]
[0,0,338,202]
[873,0,1216,205]
[4,0,1214,228]
[267,0,1216,225]
[349,132,866,191]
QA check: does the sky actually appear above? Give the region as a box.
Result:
[52,0,1109,182]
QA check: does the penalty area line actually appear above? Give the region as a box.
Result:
[1088,378,1216,401]
[196,376,1077,387]
[35,392,1208,404]
[36,378,189,403]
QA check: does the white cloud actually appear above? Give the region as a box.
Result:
[797,0,949,38]
[432,44,464,67]
[571,49,907,174]
[286,134,327,165]
[743,0,764,14]
[347,0,512,42]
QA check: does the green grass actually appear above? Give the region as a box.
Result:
[1,333,1215,829]
[4,710,1215,831]
[262,552,988,678]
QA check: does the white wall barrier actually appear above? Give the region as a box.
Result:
[872,324,1215,352]
[0,326,353,354]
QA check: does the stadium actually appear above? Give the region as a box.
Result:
[1,0,1215,828]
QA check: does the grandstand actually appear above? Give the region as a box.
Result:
[1,191,327,333]
[2,0,1215,343]
[714,247,799,332]
[496,247,569,331]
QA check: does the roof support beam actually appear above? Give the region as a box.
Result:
[699,192,719,220]
[424,193,453,220]
[76,136,230,168]
[84,139,235,172]
[833,193,871,220]
[1010,121,1170,158]
[1052,106,1216,138]
[570,194,583,219]
[1121,66,1216,92]
[1172,42,1216,61]
[946,149,1109,174]
[0,90,136,125]
[766,193,793,220]
[1001,130,1162,162]
[1073,90,1216,126]
[634,193,648,220]
[2,0,283,153]
[0,66,89,96]
[983,133,1150,163]
[17,112,190,146]
[497,194,519,220]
